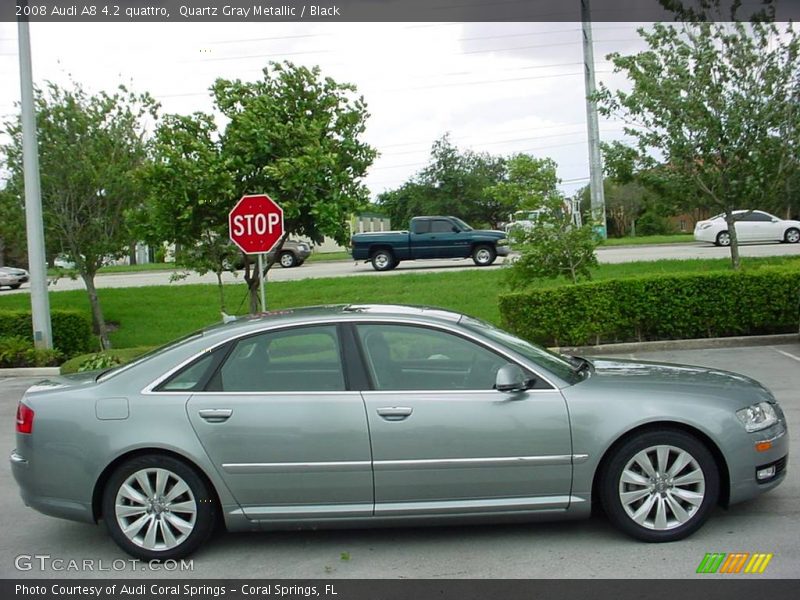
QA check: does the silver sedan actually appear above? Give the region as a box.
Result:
[10,305,788,560]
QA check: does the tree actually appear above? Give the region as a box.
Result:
[482,154,560,229]
[506,194,599,287]
[140,112,238,311]
[1,82,157,348]
[212,62,377,313]
[595,9,800,268]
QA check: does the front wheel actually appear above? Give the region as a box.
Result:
[472,244,497,266]
[102,454,217,560]
[600,430,719,542]
[9,284,21,289]
[784,228,800,244]
[715,231,731,246]
[278,251,297,268]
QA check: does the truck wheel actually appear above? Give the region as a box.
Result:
[472,245,496,266]
[371,249,396,272]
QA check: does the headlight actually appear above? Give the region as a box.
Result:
[298,244,309,251]
[496,238,509,246]
[736,402,778,432]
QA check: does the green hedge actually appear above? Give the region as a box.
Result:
[0,310,94,357]
[60,346,153,375]
[498,268,800,347]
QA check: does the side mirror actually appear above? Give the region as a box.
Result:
[452,226,460,233]
[772,218,779,223]
[495,364,529,393]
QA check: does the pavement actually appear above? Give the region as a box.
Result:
[0,343,797,579]
[2,241,799,294]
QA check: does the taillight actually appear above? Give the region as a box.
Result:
[16,402,34,434]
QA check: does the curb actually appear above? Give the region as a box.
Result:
[554,333,800,356]
[0,367,61,378]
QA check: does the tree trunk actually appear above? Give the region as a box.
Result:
[129,242,137,266]
[215,270,226,312]
[724,210,741,270]
[81,272,111,349]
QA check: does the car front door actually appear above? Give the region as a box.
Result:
[353,322,573,517]
[185,324,373,520]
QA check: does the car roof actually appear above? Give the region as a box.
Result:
[202,304,464,337]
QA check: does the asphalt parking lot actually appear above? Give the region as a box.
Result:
[0,343,797,580]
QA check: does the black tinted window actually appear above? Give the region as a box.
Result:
[215,326,345,392]
[356,324,508,391]
[412,220,430,234]
[430,220,454,233]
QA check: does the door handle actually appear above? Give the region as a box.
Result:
[376,407,413,421]
[198,408,233,423]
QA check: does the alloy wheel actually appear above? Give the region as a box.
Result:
[115,468,198,551]
[618,445,706,531]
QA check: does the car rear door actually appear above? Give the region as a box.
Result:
[185,324,373,520]
[353,322,574,516]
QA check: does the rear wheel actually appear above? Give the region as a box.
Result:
[278,251,297,268]
[371,249,396,272]
[715,231,731,246]
[472,244,497,266]
[102,454,216,560]
[600,430,719,542]
[785,228,800,244]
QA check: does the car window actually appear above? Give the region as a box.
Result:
[356,324,509,391]
[412,220,430,234]
[157,351,219,392]
[738,212,771,222]
[430,220,454,233]
[213,325,345,392]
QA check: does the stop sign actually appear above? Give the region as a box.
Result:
[228,194,285,254]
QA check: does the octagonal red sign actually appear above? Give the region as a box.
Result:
[228,194,285,255]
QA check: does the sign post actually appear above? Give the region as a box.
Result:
[228,194,284,312]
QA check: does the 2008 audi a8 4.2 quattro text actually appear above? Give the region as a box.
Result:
[11,305,788,560]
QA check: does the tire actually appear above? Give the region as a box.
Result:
[371,249,396,272]
[102,454,217,560]
[472,244,497,266]
[600,429,719,543]
[278,251,297,268]
[10,284,21,289]
[715,231,731,247]
[784,228,800,244]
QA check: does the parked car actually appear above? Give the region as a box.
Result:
[694,210,800,246]
[504,209,546,235]
[11,304,788,560]
[231,240,312,269]
[351,216,510,271]
[0,266,30,290]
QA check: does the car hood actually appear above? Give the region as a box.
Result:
[579,357,774,406]
[470,229,507,238]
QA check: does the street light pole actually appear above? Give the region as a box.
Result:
[581,0,608,238]
[18,9,53,349]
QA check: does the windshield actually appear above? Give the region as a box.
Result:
[451,217,473,231]
[460,316,583,385]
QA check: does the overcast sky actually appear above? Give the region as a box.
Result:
[0,21,653,199]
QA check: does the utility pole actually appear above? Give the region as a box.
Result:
[18,7,53,349]
[581,0,607,238]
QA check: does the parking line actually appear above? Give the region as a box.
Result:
[772,348,800,362]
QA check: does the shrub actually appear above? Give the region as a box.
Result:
[498,268,800,347]
[59,346,154,375]
[636,211,674,236]
[0,336,64,368]
[0,310,93,357]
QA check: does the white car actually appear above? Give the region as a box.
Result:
[694,210,800,246]
[0,266,30,290]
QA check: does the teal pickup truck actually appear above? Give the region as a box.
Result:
[351,216,510,271]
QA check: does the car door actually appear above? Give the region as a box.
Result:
[185,324,373,520]
[410,219,466,259]
[733,212,760,241]
[353,322,573,516]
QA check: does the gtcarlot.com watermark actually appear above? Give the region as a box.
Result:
[14,554,193,572]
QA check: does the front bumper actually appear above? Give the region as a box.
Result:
[496,246,511,257]
[727,421,789,505]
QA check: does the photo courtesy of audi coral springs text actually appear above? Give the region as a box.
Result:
[11,305,789,560]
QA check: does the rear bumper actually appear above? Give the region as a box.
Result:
[10,449,95,524]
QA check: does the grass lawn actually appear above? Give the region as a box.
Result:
[4,255,799,350]
[307,251,352,262]
[601,234,695,246]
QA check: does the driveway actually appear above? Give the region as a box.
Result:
[1,343,797,579]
